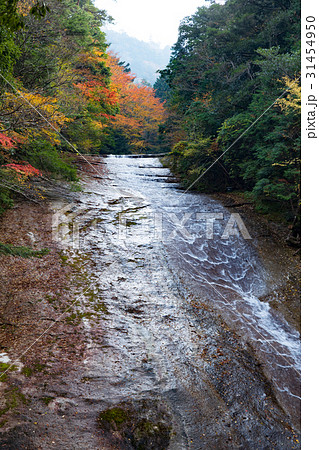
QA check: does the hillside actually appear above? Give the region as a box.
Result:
[103,29,171,85]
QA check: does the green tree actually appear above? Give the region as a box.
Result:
[159,0,300,225]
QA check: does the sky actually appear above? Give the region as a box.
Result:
[94,0,210,48]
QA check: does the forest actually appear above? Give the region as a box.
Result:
[0,0,165,213]
[0,0,301,232]
[156,0,300,232]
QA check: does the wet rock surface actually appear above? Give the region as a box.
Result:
[0,156,300,449]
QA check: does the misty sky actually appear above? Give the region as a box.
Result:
[94,0,210,48]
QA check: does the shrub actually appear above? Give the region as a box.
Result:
[0,169,14,214]
[23,140,78,181]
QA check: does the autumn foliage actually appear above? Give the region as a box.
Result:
[3,163,42,177]
[0,0,165,157]
[103,52,165,153]
[0,134,17,149]
[0,0,166,211]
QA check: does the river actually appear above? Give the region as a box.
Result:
[58,155,300,448]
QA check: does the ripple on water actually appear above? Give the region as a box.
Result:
[81,155,300,429]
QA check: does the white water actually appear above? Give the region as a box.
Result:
[57,154,301,439]
[104,156,301,404]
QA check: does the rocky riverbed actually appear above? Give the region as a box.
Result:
[0,156,300,449]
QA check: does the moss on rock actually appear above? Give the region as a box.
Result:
[97,399,172,449]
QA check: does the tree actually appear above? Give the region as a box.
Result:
[0,0,114,210]
[158,0,300,222]
[102,52,165,154]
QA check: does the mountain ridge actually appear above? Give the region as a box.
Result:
[103,29,171,85]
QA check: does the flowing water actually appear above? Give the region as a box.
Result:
[65,155,300,447]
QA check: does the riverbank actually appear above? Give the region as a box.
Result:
[0,157,300,448]
[0,175,117,447]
